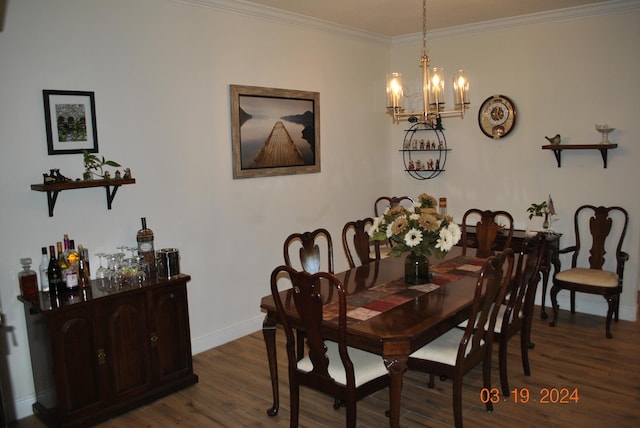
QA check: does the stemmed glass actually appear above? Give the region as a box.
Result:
[95,252,107,280]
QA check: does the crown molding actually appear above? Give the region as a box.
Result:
[175,0,391,45]
[392,0,640,46]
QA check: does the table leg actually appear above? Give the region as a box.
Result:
[384,354,408,428]
[540,236,561,319]
[262,316,279,416]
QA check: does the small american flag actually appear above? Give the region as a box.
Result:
[547,195,556,215]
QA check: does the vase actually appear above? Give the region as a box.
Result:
[542,212,550,230]
[404,252,430,285]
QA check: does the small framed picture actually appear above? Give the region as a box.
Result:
[43,89,99,155]
[230,85,320,179]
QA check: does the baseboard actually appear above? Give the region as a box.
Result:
[535,290,637,321]
[190,314,265,355]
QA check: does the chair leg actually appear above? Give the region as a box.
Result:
[605,295,617,339]
[499,338,510,397]
[483,352,494,413]
[549,285,560,327]
[296,330,305,361]
[290,382,300,428]
[452,375,464,428]
[520,328,531,376]
[570,290,576,313]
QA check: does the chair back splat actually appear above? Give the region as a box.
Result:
[271,266,389,427]
[284,228,334,274]
[550,205,629,338]
[373,195,414,217]
[342,217,380,269]
[461,209,514,258]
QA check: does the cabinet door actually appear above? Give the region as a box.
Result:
[50,304,107,418]
[149,282,194,384]
[101,292,153,403]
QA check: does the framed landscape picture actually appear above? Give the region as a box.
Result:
[230,85,320,179]
[43,89,99,155]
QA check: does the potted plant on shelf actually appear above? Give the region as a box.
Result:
[83,150,121,180]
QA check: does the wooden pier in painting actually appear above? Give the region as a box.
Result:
[253,121,304,167]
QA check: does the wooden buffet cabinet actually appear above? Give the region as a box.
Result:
[18,274,198,428]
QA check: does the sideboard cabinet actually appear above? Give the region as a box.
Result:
[18,274,198,428]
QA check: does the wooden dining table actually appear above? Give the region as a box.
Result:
[260,246,485,428]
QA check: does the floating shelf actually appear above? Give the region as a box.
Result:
[31,178,136,216]
[541,144,618,168]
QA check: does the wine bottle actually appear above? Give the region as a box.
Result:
[39,246,50,292]
[65,240,79,291]
[77,244,90,288]
[56,241,68,288]
[18,257,39,300]
[48,245,63,296]
[137,217,156,271]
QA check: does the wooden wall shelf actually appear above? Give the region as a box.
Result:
[31,178,136,216]
[541,144,617,168]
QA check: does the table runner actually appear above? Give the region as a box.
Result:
[324,255,485,324]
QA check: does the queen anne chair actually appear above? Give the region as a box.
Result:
[341,217,381,269]
[407,249,514,428]
[461,208,514,258]
[549,205,629,338]
[270,265,389,428]
[284,228,335,359]
[494,233,545,395]
[373,195,414,217]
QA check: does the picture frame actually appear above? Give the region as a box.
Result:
[231,85,320,179]
[43,89,99,155]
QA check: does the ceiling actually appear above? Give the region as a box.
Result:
[241,0,613,37]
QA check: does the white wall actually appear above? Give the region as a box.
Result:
[389,5,640,321]
[0,0,390,420]
[0,0,638,422]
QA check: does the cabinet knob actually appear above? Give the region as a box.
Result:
[150,331,159,346]
[97,349,107,365]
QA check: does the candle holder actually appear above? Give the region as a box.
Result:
[595,124,615,145]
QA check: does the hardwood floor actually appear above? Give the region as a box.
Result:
[11,307,640,427]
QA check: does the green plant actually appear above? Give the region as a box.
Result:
[83,150,121,179]
[526,201,548,220]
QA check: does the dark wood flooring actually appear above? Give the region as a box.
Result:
[10,306,640,427]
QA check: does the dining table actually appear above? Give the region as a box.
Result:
[260,246,485,428]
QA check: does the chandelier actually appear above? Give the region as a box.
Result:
[386,0,470,124]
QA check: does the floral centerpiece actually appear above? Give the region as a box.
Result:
[368,193,461,284]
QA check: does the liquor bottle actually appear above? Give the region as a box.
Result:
[56,241,68,288]
[47,245,63,296]
[82,246,91,278]
[63,234,71,263]
[18,257,39,300]
[137,217,156,271]
[39,246,50,292]
[65,240,79,291]
[77,244,90,288]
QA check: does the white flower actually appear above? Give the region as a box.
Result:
[436,228,455,252]
[447,223,462,243]
[369,216,382,236]
[409,213,420,221]
[404,228,423,247]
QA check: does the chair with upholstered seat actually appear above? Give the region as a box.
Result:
[270,265,389,428]
[494,233,545,396]
[461,208,514,258]
[407,249,514,428]
[549,205,629,338]
[373,195,414,217]
[341,217,381,269]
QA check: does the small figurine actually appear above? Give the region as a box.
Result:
[114,170,121,179]
[427,159,434,170]
[408,160,415,170]
[123,168,132,179]
[415,159,423,170]
[103,171,110,180]
[435,159,440,170]
[545,134,561,145]
[438,141,444,150]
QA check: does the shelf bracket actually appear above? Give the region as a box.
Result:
[105,184,122,210]
[598,148,609,168]
[45,190,60,217]
[551,149,562,168]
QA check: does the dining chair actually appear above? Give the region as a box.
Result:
[494,233,545,396]
[283,228,334,360]
[270,265,389,428]
[549,205,629,338]
[407,248,514,428]
[341,217,381,269]
[461,208,514,258]
[373,195,414,217]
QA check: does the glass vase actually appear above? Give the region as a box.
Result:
[405,252,430,285]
